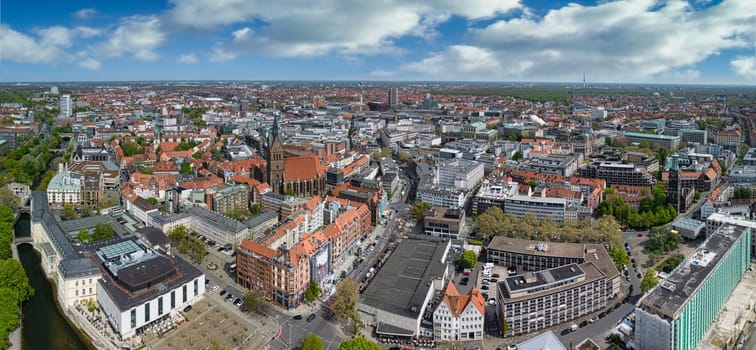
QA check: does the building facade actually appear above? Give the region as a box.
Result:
[433,282,485,341]
[635,225,751,350]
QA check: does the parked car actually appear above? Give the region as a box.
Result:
[183,305,193,312]
[307,314,316,322]
[481,285,489,290]
[220,290,227,296]
[293,315,303,320]
[561,328,572,336]
[579,320,589,328]
[490,278,498,283]
[637,272,642,278]
[492,273,500,278]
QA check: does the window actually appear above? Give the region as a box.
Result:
[130,309,136,329]
[82,288,86,295]
[145,303,150,323]
[89,288,92,294]
[158,296,163,315]
[194,279,198,296]
[171,291,175,309]
[89,278,92,285]
[75,290,79,296]
[183,285,187,303]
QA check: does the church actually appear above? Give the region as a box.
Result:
[266,116,328,197]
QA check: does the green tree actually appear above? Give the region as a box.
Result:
[476,206,507,239]
[301,333,324,350]
[331,278,359,321]
[250,203,261,215]
[0,259,33,302]
[284,188,296,196]
[77,229,90,243]
[0,188,19,209]
[60,204,79,221]
[92,223,115,241]
[121,141,144,156]
[147,197,158,205]
[459,250,477,269]
[734,187,752,199]
[337,337,381,350]
[640,269,659,293]
[609,247,630,268]
[304,281,321,303]
[512,151,523,161]
[410,202,431,221]
[242,289,263,313]
[180,162,193,175]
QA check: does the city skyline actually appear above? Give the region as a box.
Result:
[1,0,755,84]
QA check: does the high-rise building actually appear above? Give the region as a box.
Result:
[635,224,752,350]
[60,94,72,117]
[387,88,398,109]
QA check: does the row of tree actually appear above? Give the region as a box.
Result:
[597,187,678,229]
[301,334,381,350]
[0,205,34,349]
[76,223,115,243]
[167,226,208,263]
[476,206,624,249]
[0,132,62,186]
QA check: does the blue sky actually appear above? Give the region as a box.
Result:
[1,0,754,84]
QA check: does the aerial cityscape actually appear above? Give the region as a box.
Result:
[1,1,756,350]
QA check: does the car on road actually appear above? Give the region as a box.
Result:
[579,320,589,328]
[211,285,219,292]
[598,312,606,319]
[306,314,316,322]
[183,305,192,312]
[637,273,642,278]
[293,315,303,320]
[490,278,498,283]
[480,285,489,290]
[459,280,468,286]
[589,316,599,323]
[220,290,227,296]
[492,273,500,278]
[561,328,572,336]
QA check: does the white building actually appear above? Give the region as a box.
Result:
[433,281,486,341]
[95,240,205,338]
[435,159,485,191]
[504,195,568,222]
[60,94,72,117]
[46,163,81,207]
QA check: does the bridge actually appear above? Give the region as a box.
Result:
[14,236,32,244]
[59,133,75,141]
[49,148,66,156]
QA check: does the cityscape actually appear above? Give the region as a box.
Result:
[1,1,756,350]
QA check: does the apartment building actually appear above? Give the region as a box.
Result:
[206,184,249,214]
[472,180,519,215]
[678,129,707,144]
[581,162,656,187]
[435,158,485,191]
[503,195,568,223]
[423,207,465,239]
[635,225,751,350]
[625,132,680,149]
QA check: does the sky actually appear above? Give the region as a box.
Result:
[0,0,754,84]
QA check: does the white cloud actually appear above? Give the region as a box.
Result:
[75,8,97,20]
[232,27,252,41]
[0,25,70,64]
[167,0,520,57]
[178,53,199,64]
[100,15,165,61]
[404,0,755,82]
[209,47,236,62]
[78,58,102,70]
[369,70,397,78]
[74,27,102,38]
[731,56,756,80]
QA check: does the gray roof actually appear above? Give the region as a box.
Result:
[671,217,705,231]
[243,210,278,229]
[137,227,171,247]
[59,257,100,279]
[640,225,748,319]
[516,330,566,350]
[150,212,190,227]
[188,206,248,233]
[360,237,449,319]
[59,215,129,237]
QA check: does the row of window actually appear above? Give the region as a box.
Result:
[129,280,199,329]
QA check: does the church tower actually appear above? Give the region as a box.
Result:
[668,153,682,211]
[267,115,285,194]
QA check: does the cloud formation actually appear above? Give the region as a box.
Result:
[100,15,165,61]
[178,53,199,64]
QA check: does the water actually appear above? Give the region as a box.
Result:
[15,213,92,350]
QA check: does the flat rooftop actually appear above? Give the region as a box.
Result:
[504,263,585,294]
[360,238,449,319]
[640,225,748,319]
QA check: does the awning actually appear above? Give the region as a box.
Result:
[375,322,414,337]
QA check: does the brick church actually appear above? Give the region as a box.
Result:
[266,116,327,197]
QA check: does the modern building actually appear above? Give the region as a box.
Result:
[678,129,707,145]
[388,88,399,109]
[513,330,566,350]
[743,148,756,166]
[435,158,485,191]
[704,213,756,258]
[670,217,705,240]
[488,237,620,337]
[503,195,568,223]
[635,225,751,350]
[581,162,656,187]
[359,238,452,338]
[96,239,205,338]
[187,206,249,245]
[60,94,72,117]
[432,281,485,341]
[417,186,467,209]
[472,180,519,215]
[624,132,680,149]
[423,207,465,239]
[206,184,249,214]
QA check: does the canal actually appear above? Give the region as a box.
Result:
[15,213,91,350]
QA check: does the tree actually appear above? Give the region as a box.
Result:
[60,204,79,221]
[640,269,659,293]
[242,290,263,313]
[336,337,381,350]
[0,188,19,209]
[512,151,523,161]
[121,141,144,156]
[147,197,158,205]
[180,162,193,175]
[734,187,752,199]
[476,206,507,239]
[301,333,324,350]
[92,223,115,241]
[77,229,91,243]
[304,281,321,303]
[224,206,252,221]
[459,250,477,269]
[609,247,630,268]
[331,278,359,321]
[250,203,261,215]
[410,202,431,221]
[284,188,296,196]
[0,259,33,302]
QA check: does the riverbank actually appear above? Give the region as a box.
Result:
[9,233,22,350]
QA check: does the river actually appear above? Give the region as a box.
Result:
[15,213,91,350]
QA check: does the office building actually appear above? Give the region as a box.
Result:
[388,88,399,109]
[488,237,620,337]
[423,207,465,239]
[581,162,656,187]
[435,159,485,191]
[678,129,707,144]
[432,281,485,341]
[513,331,566,350]
[187,206,249,245]
[504,195,568,223]
[46,163,82,207]
[635,225,751,350]
[472,180,519,215]
[60,94,72,117]
[206,184,249,214]
[624,132,680,150]
[704,213,756,258]
[96,239,205,338]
